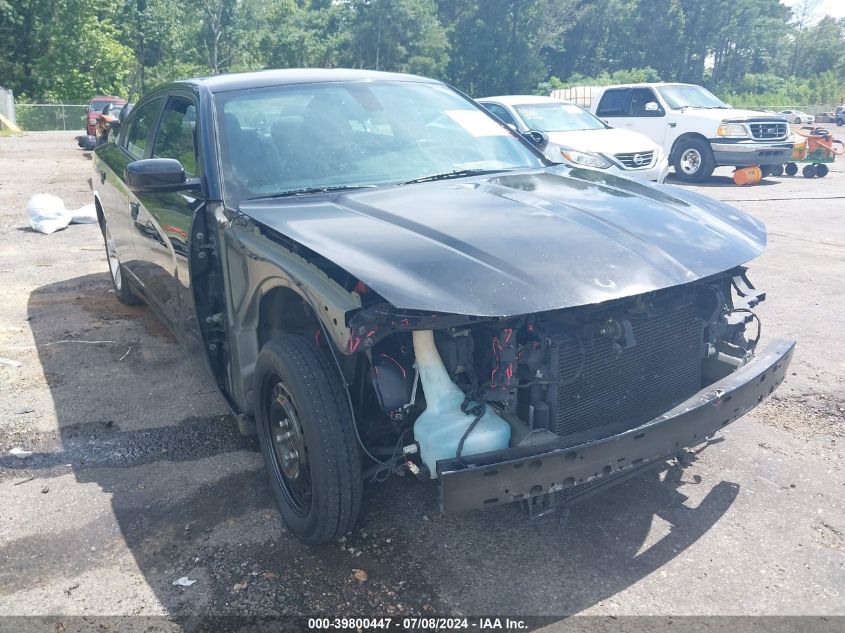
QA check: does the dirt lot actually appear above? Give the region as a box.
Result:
[0,132,843,623]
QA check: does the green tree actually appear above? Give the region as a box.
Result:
[263,0,354,69]
[30,0,133,101]
[0,0,58,98]
[439,0,571,96]
[794,16,845,76]
[348,0,449,77]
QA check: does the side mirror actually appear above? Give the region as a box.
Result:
[644,101,659,112]
[126,159,200,193]
[523,130,549,151]
[84,106,89,113]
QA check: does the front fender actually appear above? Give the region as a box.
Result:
[220,221,361,411]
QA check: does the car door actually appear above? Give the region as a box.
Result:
[131,93,204,341]
[97,97,164,287]
[625,87,668,146]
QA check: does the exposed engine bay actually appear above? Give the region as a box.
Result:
[339,267,765,489]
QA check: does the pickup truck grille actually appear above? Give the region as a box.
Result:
[614,151,654,169]
[547,300,705,439]
[748,122,788,140]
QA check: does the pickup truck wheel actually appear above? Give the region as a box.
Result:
[101,218,142,306]
[673,139,715,182]
[255,334,362,544]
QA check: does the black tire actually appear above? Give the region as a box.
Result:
[255,334,362,544]
[100,216,142,305]
[794,117,801,124]
[836,120,843,127]
[816,164,829,177]
[672,138,715,182]
[785,162,798,176]
[803,164,817,178]
[769,164,784,177]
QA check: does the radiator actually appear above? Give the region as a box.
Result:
[547,301,705,439]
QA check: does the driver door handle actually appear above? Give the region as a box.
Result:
[99,170,107,184]
[130,201,139,220]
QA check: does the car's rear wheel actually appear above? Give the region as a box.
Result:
[816,164,829,177]
[672,138,715,182]
[100,217,142,305]
[785,162,798,176]
[255,334,362,544]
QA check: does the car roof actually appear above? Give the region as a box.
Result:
[173,68,441,94]
[595,82,696,90]
[479,95,575,106]
[90,95,125,101]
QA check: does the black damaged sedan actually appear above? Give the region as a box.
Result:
[92,69,795,544]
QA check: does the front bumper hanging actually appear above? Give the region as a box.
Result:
[438,338,796,514]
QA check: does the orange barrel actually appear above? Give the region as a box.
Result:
[733,166,762,186]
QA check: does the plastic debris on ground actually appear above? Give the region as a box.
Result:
[171,577,197,587]
[0,357,22,368]
[27,194,98,235]
[10,447,34,458]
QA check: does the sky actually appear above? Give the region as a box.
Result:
[783,0,845,20]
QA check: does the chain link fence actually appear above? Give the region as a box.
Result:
[14,104,88,131]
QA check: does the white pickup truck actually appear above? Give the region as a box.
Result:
[584,83,793,182]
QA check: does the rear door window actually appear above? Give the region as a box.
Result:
[122,98,163,160]
[596,89,631,117]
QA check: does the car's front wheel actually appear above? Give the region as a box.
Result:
[672,138,715,182]
[100,216,142,305]
[255,334,362,544]
[794,116,802,124]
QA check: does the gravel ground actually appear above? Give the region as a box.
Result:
[0,132,842,624]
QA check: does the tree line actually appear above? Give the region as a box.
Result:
[1,0,844,106]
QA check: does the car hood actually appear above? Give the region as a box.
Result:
[545,128,659,155]
[680,107,787,122]
[239,167,766,317]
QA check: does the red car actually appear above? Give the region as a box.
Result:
[85,96,125,135]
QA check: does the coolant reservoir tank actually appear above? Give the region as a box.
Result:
[412,330,511,478]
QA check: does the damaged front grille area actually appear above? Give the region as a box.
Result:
[543,291,706,440]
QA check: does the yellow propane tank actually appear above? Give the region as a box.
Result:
[733,165,762,186]
[792,140,808,161]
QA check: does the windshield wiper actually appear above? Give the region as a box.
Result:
[248,184,377,201]
[402,168,511,185]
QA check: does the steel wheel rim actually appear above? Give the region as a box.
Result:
[264,374,312,516]
[104,223,122,290]
[680,148,701,174]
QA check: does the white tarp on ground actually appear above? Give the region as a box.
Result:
[26,193,97,234]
